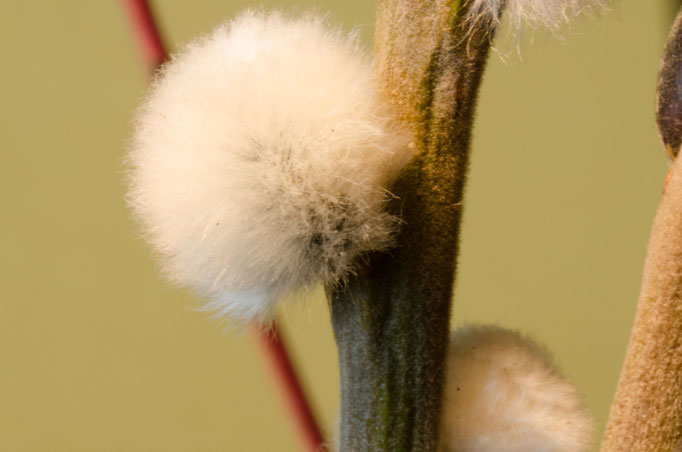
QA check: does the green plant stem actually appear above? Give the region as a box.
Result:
[329,1,503,450]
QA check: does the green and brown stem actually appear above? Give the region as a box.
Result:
[328,1,503,450]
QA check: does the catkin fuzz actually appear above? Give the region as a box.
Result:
[127,12,412,325]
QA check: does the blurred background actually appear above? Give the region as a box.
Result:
[0,0,678,450]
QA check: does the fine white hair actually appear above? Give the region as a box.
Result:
[442,325,594,452]
[126,11,412,325]
[466,0,606,33]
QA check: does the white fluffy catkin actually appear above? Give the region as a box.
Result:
[465,0,606,33]
[126,12,412,324]
[442,325,594,452]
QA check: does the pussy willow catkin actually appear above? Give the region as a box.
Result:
[127,12,412,325]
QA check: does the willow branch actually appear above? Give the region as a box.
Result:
[255,323,326,452]
[121,0,168,71]
[329,1,503,450]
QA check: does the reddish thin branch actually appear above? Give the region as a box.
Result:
[120,2,326,450]
[255,323,327,452]
[121,0,168,71]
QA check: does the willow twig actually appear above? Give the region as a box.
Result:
[329,1,505,450]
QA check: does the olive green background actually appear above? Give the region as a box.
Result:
[0,1,674,450]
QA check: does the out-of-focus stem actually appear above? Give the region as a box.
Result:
[121,0,168,72]
[255,323,326,452]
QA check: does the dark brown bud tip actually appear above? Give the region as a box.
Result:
[656,8,682,159]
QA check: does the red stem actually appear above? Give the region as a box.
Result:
[121,0,168,71]
[120,2,326,450]
[255,323,327,452]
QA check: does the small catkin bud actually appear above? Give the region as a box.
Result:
[126,11,412,325]
[442,325,594,452]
